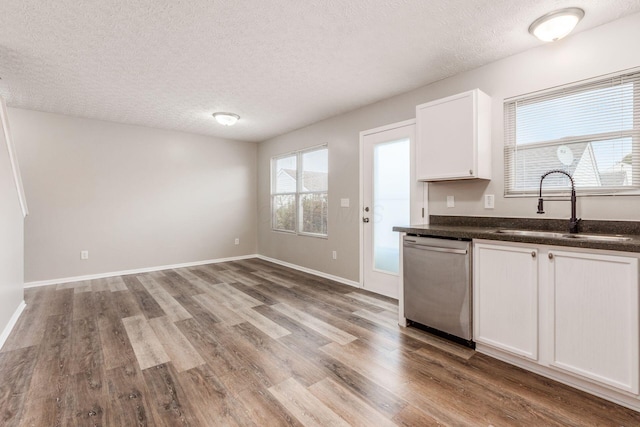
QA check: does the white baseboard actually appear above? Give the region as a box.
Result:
[256,255,360,288]
[24,254,259,288]
[0,300,26,350]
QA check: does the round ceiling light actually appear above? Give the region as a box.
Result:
[529,7,585,42]
[212,112,240,126]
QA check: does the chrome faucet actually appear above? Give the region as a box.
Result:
[537,170,580,234]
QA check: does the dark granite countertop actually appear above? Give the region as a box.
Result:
[393,216,640,254]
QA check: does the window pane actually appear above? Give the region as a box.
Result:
[373,139,410,274]
[273,194,295,231]
[300,193,327,235]
[505,71,639,196]
[273,155,297,194]
[516,83,634,145]
[301,148,328,192]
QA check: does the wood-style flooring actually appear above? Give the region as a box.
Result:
[1,258,639,426]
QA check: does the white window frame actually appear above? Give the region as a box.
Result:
[504,69,640,197]
[270,144,328,237]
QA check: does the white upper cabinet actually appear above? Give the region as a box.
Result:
[415,89,491,181]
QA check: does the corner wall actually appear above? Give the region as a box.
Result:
[10,108,258,283]
[0,102,24,346]
[257,12,640,283]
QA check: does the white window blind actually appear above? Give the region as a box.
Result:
[271,145,328,236]
[504,70,640,196]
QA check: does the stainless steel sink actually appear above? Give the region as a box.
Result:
[495,229,632,242]
[494,229,566,238]
[561,233,632,242]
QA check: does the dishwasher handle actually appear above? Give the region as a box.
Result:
[404,240,468,255]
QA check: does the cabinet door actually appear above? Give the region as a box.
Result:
[416,91,475,180]
[549,250,639,394]
[474,243,538,359]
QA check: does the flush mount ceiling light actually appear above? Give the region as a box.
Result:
[212,112,240,126]
[529,7,585,42]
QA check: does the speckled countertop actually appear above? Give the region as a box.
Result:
[393,216,640,253]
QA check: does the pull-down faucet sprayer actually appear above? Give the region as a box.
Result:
[537,170,580,234]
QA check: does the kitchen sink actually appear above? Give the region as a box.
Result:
[495,229,632,242]
[561,233,632,242]
[494,229,566,238]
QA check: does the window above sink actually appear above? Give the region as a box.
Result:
[504,69,640,197]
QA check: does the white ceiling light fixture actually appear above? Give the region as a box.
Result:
[212,112,240,126]
[529,7,585,42]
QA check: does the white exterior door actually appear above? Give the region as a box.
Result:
[361,120,424,299]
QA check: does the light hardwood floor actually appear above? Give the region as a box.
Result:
[1,258,639,426]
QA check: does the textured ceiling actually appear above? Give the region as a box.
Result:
[1,1,640,142]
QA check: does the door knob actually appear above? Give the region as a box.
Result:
[363,217,370,223]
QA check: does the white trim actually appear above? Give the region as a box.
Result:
[0,98,28,217]
[359,118,416,137]
[256,255,360,288]
[0,300,26,350]
[24,254,258,288]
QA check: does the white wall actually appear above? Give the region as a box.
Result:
[257,12,640,283]
[10,109,258,283]
[0,103,24,345]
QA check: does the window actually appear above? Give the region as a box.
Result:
[504,70,640,196]
[271,145,328,236]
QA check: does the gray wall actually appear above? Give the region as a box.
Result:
[0,105,24,342]
[11,109,258,283]
[257,12,640,283]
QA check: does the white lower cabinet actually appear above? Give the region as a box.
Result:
[474,243,538,360]
[474,240,640,406]
[548,250,639,394]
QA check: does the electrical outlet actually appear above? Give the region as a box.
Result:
[484,194,495,209]
[80,250,89,260]
[447,196,455,208]
[332,250,337,260]
[234,238,240,245]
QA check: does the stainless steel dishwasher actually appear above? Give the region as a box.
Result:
[403,235,472,345]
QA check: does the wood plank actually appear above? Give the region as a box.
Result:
[122,315,171,371]
[107,276,129,292]
[271,303,356,345]
[72,291,97,321]
[392,404,442,427]
[111,288,144,319]
[268,377,350,427]
[0,346,39,427]
[148,316,205,372]
[232,322,327,387]
[210,282,262,309]
[105,363,154,426]
[346,291,399,312]
[131,287,167,319]
[308,377,397,427]
[353,308,398,329]
[25,313,72,400]
[174,318,240,378]
[192,293,244,325]
[178,365,258,427]
[140,278,192,322]
[235,306,291,339]
[69,318,103,377]
[0,288,52,352]
[320,341,410,394]
[236,386,302,427]
[95,291,137,370]
[142,363,198,426]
